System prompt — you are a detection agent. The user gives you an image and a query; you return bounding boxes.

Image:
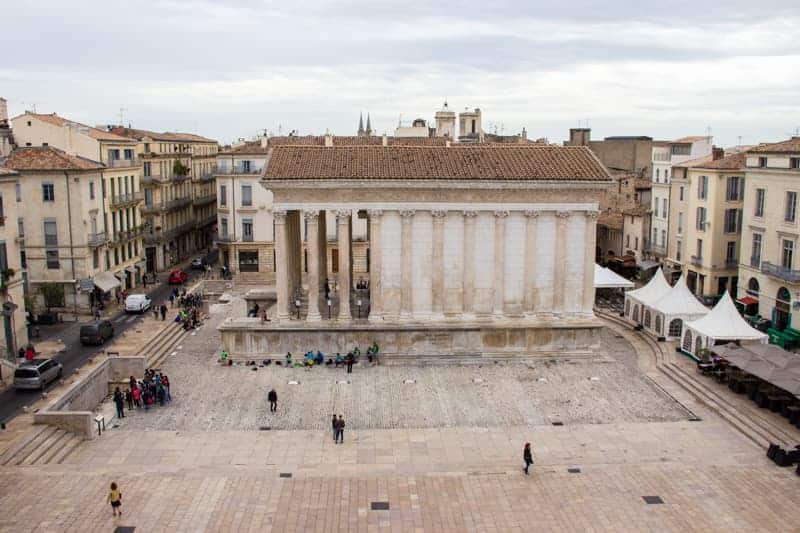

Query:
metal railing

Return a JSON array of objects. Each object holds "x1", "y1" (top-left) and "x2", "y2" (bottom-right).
[
  {"x1": 87, "y1": 232, "x2": 108, "y2": 247},
  {"x1": 109, "y1": 191, "x2": 144, "y2": 207},
  {"x1": 143, "y1": 220, "x2": 196, "y2": 244},
  {"x1": 44, "y1": 235, "x2": 58, "y2": 247},
  {"x1": 195, "y1": 214, "x2": 217, "y2": 228},
  {"x1": 761, "y1": 261, "x2": 800, "y2": 283},
  {"x1": 140, "y1": 196, "x2": 192, "y2": 214},
  {"x1": 242, "y1": 234, "x2": 254, "y2": 242},
  {"x1": 725, "y1": 259, "x2": 738, "y2": 269},
  {"x1": 195, "y1": 170, "x2": 217, "y2": 181},
  {"x1": 690, "y1": 255, "x2": 703, "y2": 267},
  {"x1": 192, "y1": 193, "x2": 216, "y2": 206},
  {"x1": 106, "y1": 157, "x2": 139, "y2": 168},
  {"x1": 215, "y1": 233, "x2": 234, "y2": 243}
]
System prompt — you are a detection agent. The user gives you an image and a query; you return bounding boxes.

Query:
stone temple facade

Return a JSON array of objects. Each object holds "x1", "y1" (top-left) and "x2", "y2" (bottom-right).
[{"x1": 219, "y1": 145, "x2": 612, "y2": 358}]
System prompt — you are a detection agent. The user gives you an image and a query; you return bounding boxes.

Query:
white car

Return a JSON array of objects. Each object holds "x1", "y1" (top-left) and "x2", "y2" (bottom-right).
[{"x1": 124, "y1": 294, "x2": 151, "y2": 313}]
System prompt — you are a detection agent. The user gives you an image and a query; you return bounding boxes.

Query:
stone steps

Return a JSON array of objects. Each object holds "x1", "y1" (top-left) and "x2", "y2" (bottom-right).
[{"x1": 0, "y1": 425, "x2": 84, "y2": 466}]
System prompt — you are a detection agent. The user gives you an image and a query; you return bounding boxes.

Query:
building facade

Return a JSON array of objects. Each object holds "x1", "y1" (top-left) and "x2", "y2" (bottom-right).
[
  {"x1": 0, "y1": 166, "x2": 29, "y2": 367},
  {"x1": 738, "y1": 138, "x2": 800, "y2": 330}
]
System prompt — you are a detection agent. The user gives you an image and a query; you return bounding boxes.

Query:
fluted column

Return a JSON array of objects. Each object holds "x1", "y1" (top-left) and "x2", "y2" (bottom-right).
[
  {"x1": 523, "y1": 210, "x2": 539, "y2": 315},
  {"x1": 367, "y1": 209, "x2": 383, "y2": 322},
  {"x1": 304, "y1": 210, "x2": 322, "y2": 321},
  {"x1": 462, "y1": 210, "x2": 477, "y2": 317},
  {"x1": 583, "y1": 210, "x2": 599, "y2": 316},
  {"x1": 493, "y1": 210, "x2": 509, "y2": 316},
  {"x1": 399, "y1": 209, "x2": 415, "y2": 320},
  {"x1": 335, "y1": 209, "x2": 351, "y2": 320},
  {"x1": 554, "y1": 210, "x2": 571, "y2": 315},
  {"x1": 431, "y1": 209, "x2": 446, "y2": 319},
  {"x1": 273, "y1": 210, "x2": 290, "y2": 321}
]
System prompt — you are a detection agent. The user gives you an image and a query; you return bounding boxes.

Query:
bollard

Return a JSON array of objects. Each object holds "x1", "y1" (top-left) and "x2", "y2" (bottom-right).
[{"x1": 94, "y1": 414, "x2": 105, "y2": 436}]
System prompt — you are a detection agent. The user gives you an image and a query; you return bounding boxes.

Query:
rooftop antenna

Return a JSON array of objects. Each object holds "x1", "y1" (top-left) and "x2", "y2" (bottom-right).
[
  {"x1": 117, "y1": 107, "x2": 128, "y2": 126},
  {"x1": 737, "y1": 135, "x2": 743, "y2": 147},
  {"x1": 786, "y1": 127, "x2": 800, "y2": 137},
  {"x1": 22, "y1": 101, "x2": 39, "y2": 113},
  {"x1": 277, "y1": 124, "x2": 283, "y2": 135}
]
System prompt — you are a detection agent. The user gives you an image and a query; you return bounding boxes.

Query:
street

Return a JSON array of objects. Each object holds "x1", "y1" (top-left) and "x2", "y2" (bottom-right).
[{"x1": 0, "y1": 261, "x2": 208, "y2": 425}]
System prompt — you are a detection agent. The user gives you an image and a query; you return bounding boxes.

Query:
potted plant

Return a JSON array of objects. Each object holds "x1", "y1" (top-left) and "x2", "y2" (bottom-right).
[{"x1": 37, "y1": 283, "x2": 64, "y2": 324}]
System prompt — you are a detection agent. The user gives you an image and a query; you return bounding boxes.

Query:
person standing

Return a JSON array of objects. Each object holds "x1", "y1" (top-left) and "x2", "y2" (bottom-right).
[
  {"x1": 346, "y1": 352, "x2": 354, "y2": 374},
  {"x1": 268, "y1": 389, "x2": 278, "y2": 412},
  {"x1": 125, "y1": 388, "x2": 133, "y2": 411},
  {"x1": 336, "y1": 415, "x2": 345, "y2": 444},
  {"x1": 331, "y1": 414, "x2": 338, "y2": 442},
  {"x1": 160, "y1": 304, "x2": 167, "y2": 321},
  {"x1": 107, "y1": 482, "x2": 122, "y2": 517},
  {"x1": 113, "y1": 387, "x2": 125, "y2": 419},
  {"x1": 523, "y1": 442, "x2": 534, "y2": 475}
]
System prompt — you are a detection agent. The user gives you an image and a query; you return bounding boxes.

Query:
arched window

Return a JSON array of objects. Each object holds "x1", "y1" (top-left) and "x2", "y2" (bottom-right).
[
  {"x1": 655, "y1": 315, "x2": 663, "y2": 334},
  {"x1": 695, "y1": 336, "x2": 703, "y2": 355},
  {"x1": 644, "y1": 310, "x2": 652, "y2": 328},
  {"x1": 683, "y1": 330, "x2": 693, "y2": 352},
  {"x1": 632, "y1": 305, "x2": 640, "y2": 323},
  {"x1": 669, "y1": 318, "x2": 683, "y2": 338},
  {"x1": 777, "y1": 287, "x2": 791, "y2": 305},
  {"x1": 747, "y1": 278, "x2": 759, "y2": 296}
]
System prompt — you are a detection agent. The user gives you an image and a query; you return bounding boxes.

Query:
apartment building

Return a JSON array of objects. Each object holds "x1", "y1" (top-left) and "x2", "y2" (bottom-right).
[
  {"x1": 0, "y1": 166, "x2": 29, "y2": 366},
  {"x1": 738, "y1": 138, "x2": 800, "y2": 330},
  {"x1": 667, "y1": 150, "x2": 745, "y2": 297},
  {"x1": 109, "y1": 127, "x2": 217, "y2": 271}
]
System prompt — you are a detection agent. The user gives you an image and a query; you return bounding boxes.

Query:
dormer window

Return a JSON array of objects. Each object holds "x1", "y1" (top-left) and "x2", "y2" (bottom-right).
[{"x1": 758, "y1": 156, "x2": 767, "y2": 168}]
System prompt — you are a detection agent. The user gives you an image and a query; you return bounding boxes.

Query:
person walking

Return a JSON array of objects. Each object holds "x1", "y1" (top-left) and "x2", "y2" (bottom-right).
[
  {"x1": 331, "y1": 414, "x2": 338, "y2": 442},
  {"x1": 268, "y1": 389, "x2": 278, "y2": 412},
  {"x1": 113, "y1": 387, "x2": 125, "y2": 419},
  {"x1": 336, "y1": 415, "x2": 345, "y2": 444},
  {"x1": 346, "y1": 352, "x2": 354, "y2": 374},
  {"x1": 152, "y1": 306, "x2": 159, "y2": 320},
  {"x1": 107, "y1": 482, "x2": 122, "y2": 516},
  {"x1": 125, "y1": 388, "x2": 133, "y2": 411},
  {"x1": 131, "y1": 385, "x2": 141, "y2": 408},
  {"x1": 160, "y1": 304, "x2": 167, "y2": 321},
  {"x1": 523, "y1": 442, "x2": 534, "y2": 475}
]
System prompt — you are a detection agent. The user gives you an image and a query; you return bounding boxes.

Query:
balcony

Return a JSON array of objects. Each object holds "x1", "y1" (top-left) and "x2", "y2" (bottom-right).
[
  {"x1": 690, "y1": 255, "x2": 703, "y2": 267},
  {"x1": 194, "y1": 171, "x2": 217, "y2": 182},
  {"x1": 140, "y1": 196, "x2": 192, "y2": 214},
  {"x1": 112, "y1": 226, "x2": 145, "y2": 243},
  {"x1": 215, "y1": 233, "x2": 234, "y2": 243},
  {"x1": 242, "y1": 234, "x2": 254, "y2": 242},
  {"x1": 725, "y1": 259, "x2": 738, "y2": 269},
  {"x1": 192, "y1": 193, "x2": 216, "y2": 206},
  {"x1": 645, "y1": 243, "x2": 667, "y2": 255},
  {"x1": 109, "y1": 191, "x2": 144, "y2": 208},
  {"x1": 87, "y1": 231, "x2": 108, "y2": 247},
  {"x1": 143, "y1": 220, "x2": 196, "y2": 244},
  {"x1": 195, "y1": 213, "x2": 217, "y2": 228},
  {"x1": 216, "y1": 166, "x2": 262, "y2": 176},
  {"x1": 106, "y1": 157, "x2": 139, "y2": 169},
  {"x1": 44, "y1": 235, "x2": 58, "y2": 247},
  {"x1": 761, "y1": 261, "x2": 800, "y2": 283}
]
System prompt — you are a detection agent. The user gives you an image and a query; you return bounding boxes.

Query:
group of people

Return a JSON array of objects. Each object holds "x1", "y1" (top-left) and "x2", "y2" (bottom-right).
[
  {"x1": 282, "y1": 342, "x2": 380, "y2": 374},
  {"x1": 112, "y1": 369, "x2": 173, "y2": 419},
  {"x1": 247, "y1": 303, "x2": 269, "y2": 321},
  {"x1": 152, "y1": 304, "x2": 169, "y2": 321}
]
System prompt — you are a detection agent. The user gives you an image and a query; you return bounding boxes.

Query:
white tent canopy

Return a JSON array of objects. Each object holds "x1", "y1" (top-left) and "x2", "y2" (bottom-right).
[
  {"x1": 594, "y1": 264, "x2": 635, "y2": 289},
  {"x1": 624, "y1": 268, "x2": 671, "y2": 324},
  {"x1": 681, "y1": 292, "x2": 768, "y2": 357},
  {"x1": 643, "y1": 275, "x2": 709, "y2": 339}
]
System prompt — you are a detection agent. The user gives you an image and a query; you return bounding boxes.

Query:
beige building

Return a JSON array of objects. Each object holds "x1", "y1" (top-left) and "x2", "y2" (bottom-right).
[
  {"x1": 0, "y1": 98, "x2": 13, "y2": 158},
  {"x1": 667, "y1": 150, "x2": 745, "y2": 297},
  {"x1": 11, "y1": 112, "x2": 147, "y2": 288},
  {"x1": 738, "y1": 138, "x2": 800, "y2": 330},
  {"x1": 0, "y1": 166, "x2": 29, "y2": 367},
  {"x1": 109, "y1": 127, "x2": 218, "y2": 271}
]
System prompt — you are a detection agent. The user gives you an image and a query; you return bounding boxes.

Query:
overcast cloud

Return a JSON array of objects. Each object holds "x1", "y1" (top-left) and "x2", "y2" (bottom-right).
[{"x1": 2, "y1": 0, "x2": 799, "y2": 146}]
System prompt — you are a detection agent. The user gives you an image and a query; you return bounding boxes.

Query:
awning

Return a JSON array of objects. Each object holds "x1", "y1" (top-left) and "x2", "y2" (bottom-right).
[
  {"x1": 93, "y1": 271, "x2": 121, "y2": 292},
  {"x1": 737, "y1": 296, "x2": 758, "y2": 306},
  {"x1": 638, "y1": 259, "x2": 659, "y2": 271}
]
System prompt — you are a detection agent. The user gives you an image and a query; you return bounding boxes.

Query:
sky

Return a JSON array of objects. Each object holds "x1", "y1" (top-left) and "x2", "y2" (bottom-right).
[{"x1": 2, "y1": 0, "x2": 799, "y2": 147}]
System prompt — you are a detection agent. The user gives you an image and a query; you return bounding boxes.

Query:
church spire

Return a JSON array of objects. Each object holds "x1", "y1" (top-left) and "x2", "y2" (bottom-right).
[
  {"x1": 358, "y1": 112, "x2": 364, "y2": 136},
  {"x1": 366, "y1": 113, "x2": 372, "y2": 136}
]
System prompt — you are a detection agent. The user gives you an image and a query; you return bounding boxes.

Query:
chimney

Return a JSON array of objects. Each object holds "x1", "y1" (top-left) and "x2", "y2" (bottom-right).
[
  {"x1": 0, "y1": 97, "x2": 7, "y2": 127},
  {"x1": 446, "y1": 140, "x2": 451, "y2": 148},
  {"x1": 712, "y1": 146, "x2": 724, "y2": 160},
  {"x1": 260, "y1": 135, "x2": 268, "y2": 148},
  {"x1": 382, "y1": 134, "x2": 388, "y2": 147},
  {"x1": 324, "y1": 133, "x2": 334, "y2": 147},
  {"x1": 569, "y1": 128, "x2": 590, "y2": 146}
]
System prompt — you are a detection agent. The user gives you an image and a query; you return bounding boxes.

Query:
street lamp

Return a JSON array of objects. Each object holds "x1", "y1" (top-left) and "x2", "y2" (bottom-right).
[
  {"x1": 295, "y1": 299, "x2": 301, "y2": 320},
  {"x1": 327, "y1": 299, "x2": 332, "y2": 319},
  {"x1": 356, "y1": 299, "x2": 362, "y2": 319}
]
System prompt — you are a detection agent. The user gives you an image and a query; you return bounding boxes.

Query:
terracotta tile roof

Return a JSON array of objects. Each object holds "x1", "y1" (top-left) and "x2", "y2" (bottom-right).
[
  {"x1": 598, "y1": 211, "x2": 623, "y2": 230},
  {"x1": 692, "y1": 152, "x2": 746, "y2": 171},
  {"x1": 264, "y1": 146, "x2": 612, "y2": 181},
  {"x1": 0, "y1": 166, "x2": 19, "y2": 177},
  {"x1": 109, "y1": 126, "x2": 216, "y2": 144},
  {"x1": 22, "y1": 113, "x2": 136, "y2": 142},
  {"x1": 748, "y1": 138, "x2": 800, "y2": 154},
  {"x1": 673, "y1": 135, "x2": 710, "y2": 143},
  {"x1": 221, "y1": 142, "x2": 269, "y2": 155},
  {"x1": 263, "y1": 136, "x2": 448, "y2": 147},
  {"x1": 672, "y1": 155, "x2": 714, "y2": 169},
  {"x1": 388, "y1": 137, "x2": 447, "y2": 146},
  {"x1": 2, "y1": 147, "x2": 104, "y2": 171},
  {"x1": 265, "y1": 136, "x2": 325, "y2": 146}
]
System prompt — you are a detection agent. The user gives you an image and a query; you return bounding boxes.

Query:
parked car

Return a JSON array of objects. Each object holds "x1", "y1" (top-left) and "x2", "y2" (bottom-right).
[
  {"x1": 125, "y1": 294, "x2": 152, "y2": 313},
  {"x1": 168, "y1": 269, "x2": 188, "y2": 284},
  {"x1": 13, "y1": 358, "x2": 63, "y2": 390},
  {"x1": 190, "y1": 257, "x2": 206, "y2": 270},
  {"x1": 79, "y1": 320, "x2": 114, "y2": 345}
]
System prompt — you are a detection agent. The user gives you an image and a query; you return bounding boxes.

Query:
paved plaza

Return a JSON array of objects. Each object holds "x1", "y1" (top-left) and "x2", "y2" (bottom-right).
[{"x1": 0, "y1": 298, "x2": 799, "y2": 531}]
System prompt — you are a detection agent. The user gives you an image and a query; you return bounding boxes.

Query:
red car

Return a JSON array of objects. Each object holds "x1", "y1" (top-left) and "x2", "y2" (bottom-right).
[{"x1": 168, "y1": 269, "x2": 188, "y2": 285}]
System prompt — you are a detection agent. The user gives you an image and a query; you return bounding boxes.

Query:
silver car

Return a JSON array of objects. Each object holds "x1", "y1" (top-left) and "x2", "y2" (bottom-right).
[{"x1": 13, "y1": 358, "x2": 63, "y2": 390}]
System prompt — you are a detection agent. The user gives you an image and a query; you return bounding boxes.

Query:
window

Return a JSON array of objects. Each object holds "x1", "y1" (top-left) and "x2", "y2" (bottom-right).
[
  {"x1": 143, "y1": 162, "x2": 151, "y2": 177},
  {"x1": 241, "y1": 160, "x2": 252, "y2": 173},
  {"x1": 679, "y1": 186, "x2": 684, "y2": 201},
  {"x1": 696, "y1": 239, "x2": 703, "y2": 258},
  {"x1": 652, "y1": 228, "x2": 658, "y2": 245},
  {"x1": 755, "y1": 188, "x2": 765, "y2": 217},
  {"x1": 677, "y1": 212, "x2": 683, "y2": 234},
  {"x1": 42, "y1": 183, "x2": 55, "y2": 202},
  {"x1": 655, "y1": 168, "x2": 660, "y2": 180},
  {"x1": 751, "y1": 233, "x2": 762, "y2": 267},
  {"x1": 726, "y1": 241, "x2": 736, "y2": 264},
  {"x1": 626, "y1": 235, "x2": 630, "y2": 248},
  {"x1": 144, "y1": 143, "x2": 150, "y2": 153},
  {"x1": 220, "y1": 217, "x2": 228, "y2": 237},
  {"x1": 698, "y1": 176, "x2": 708, "y2": 200},
  {"x1": 676, "y1": 240, "x2": 682, "y2": 262},
  {"x1": 782, "y1": 240, "x2": 794, "y2": 270},
  {"x1": 662, "y1": 198, "x2": 667, "y2": 218},
  {"x1": 654, "y1": 202, "x2": 659, "y2": 218},
  {"x1": 791, "y1": 157, "x2": 800, "y2": 169},
  {"x1": 241, "y1": 185, "x2": 252, "y2": 206},
  {"x1": 144, "y1": 189, "x2": 153, "y2": 206},
  {"x1": 726, "y1": 176, "x2": 742, "y2": 201},
  {"x1": 242, "y1": 218, "x2": 253, "y2": 241},
  {"x1": 239, "y1": 251, "x2": 259, "y2": 272},
  {"x1": 219, "y1": 185, "x2": 227, "y2": 207},
  {"x1": 661, "y1": 230, "x2": 666, "y2": 246},
  {"x1": 46, "y1": 250, "x2": 59, "y2": 269},
  {"x1": 44, "y1": 219, "x2": 58, "y2": 246},
  {"x1": 634, "y1": 236, "x2": 639, "y2": 250},
  {"x1": 665, "y1": 169, "x2": 669, "y2": 180},
  {"x1": 20, "y1": 250, "x2": 26, "y2": 269},
  {"x1": 93, "y1": 249, "x2": 99, "y2": 269},
  {"x1": 114, "y1": 248, "x2": 119, "y2": 265},
  {"x1": 724, "y1": 208, "x2": 739, "y2": 233},
  {"x1": 758, "y1": 157, "x2": 767, "y2": 168},
  {"x1": 786, "y1": 191, "x2": 797, "y2": 222},
  {"x1": 14, "y1": 183, "x2": 20, "y2": 202},
  {"x1": 696, "y1": 207, "x2": 707, "y2": 230},
  {"x1": 124, "y1": 149, "x2": 134, "y2": 160},
  {"x1": 89, "y1": 181, "x2": 95, "y2": 200},
  {"x1": 107, "y1": 149, "x2": 120, "y2": 162}
]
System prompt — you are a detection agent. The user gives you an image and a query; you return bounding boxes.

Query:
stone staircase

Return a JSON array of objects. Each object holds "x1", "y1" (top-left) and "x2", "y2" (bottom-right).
[
  {"x1": 0, "y1": 425, "x2": 83, "y2": 466},
  {"x1": 141, "y1": 321, "x2": 188, "y2": 369}
]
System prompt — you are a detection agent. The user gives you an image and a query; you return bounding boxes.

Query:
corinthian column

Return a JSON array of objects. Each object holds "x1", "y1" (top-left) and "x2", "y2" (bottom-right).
[
  {"x1": 523, "y1": 210, "x2": 539, "y2": 315},
  {"x1": 493, "y1": 210, "x2": 509, "y2": 316},
  {"x1": 462, "y1": 210, "x2": 477, "y2": 317},
  {"x1": 367, "y1": 209, "x2": 383, "y2": 322},
  {"x1": 553, "y1": 210, "x2": 571, "y2": 315},
  {"x1": 399, "y1": 209, "x2": 415, "y2": 320},
  {"x1": 335, "y1": 209, "x2": 352, "y2": 321},
  {"x1": 583, "y1": 210, "x2": 599, "y2": 316},
  {"x1": 273, "y1": 210, "x2": 290, "y2": 321},
  {"x1": 431, "y1": 209, "x2": 446, "y2": 319},
  {"x1": 304, "y1": 210, "x2": 321, "y2": 321}
]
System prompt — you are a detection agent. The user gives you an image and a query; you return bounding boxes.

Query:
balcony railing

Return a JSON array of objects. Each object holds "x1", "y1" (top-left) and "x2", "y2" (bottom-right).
[
  {"x1": 44, "y1": 235, "x2": 58, "y2": 247},
  {"x1": 112, "y1": 226, "x2": 145, "y2": 243},
  {"x1": 761, "y1": 261, "x2": 800, "y2": 283},
  {"x1": 215, "y1": 233, "x2": 234, "y2": 243},
  {"x1": 87, "y1": 231, "x2": 108, "y2": 247},
  {"x1": 195, "y1": 171, "x2": 217, "y2": 182},
  {"x1": 242, "y1": 234, "x2": 254, "y2": 242},
  {"x1": 217, "y1": 166, "x2": 262, "y2": 175},
  {"x1": 143, "y1": 220, "x2": 196, "y2": 244},
  {"x1": 725, "y1": 259, "x2": 738, "y2": 269},
  {"x1": 690, "y1": 255, "x2": 703, "y2": 267},
  {"x1": 140, "y1": 196, "x2": 192, "y2": 214},
  {"x1": 109, "y1": 191, "x2": 144, "y2": 208},
  {"x1": 107, "y1": 157, "x2": 139, "y2": 168},
  {"x1": 192, "y1": 193, "x2": 216, "y2": 206},
  {"x1": 195, "y1": 213, "x2": 217, "y2": 228}
]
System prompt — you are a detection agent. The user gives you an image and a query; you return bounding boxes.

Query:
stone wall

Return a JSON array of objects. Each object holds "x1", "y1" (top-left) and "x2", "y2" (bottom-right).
[{"x1": 32, "y1": 411, "x2": 94, "y2": 439}]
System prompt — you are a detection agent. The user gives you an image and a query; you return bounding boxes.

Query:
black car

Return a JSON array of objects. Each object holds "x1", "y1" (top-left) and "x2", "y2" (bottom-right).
[{"x1": 79, "y1": 320, "x2": 114, "y2": 345}]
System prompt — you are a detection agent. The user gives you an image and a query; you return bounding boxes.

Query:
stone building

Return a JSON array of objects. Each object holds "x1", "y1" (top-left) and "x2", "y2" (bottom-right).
[
  {"x1": 0, "y1": 165, "x2": 28, "y2": 367},
  {"x1": 219, "y1": 144, "x2": 611, "y2": 358},
  {"x1": 738, "y1": 138, "x2": 800, "y2": 330},
  {"x1": 0, "y1": 98, "x2": 14, "y2": 158}
]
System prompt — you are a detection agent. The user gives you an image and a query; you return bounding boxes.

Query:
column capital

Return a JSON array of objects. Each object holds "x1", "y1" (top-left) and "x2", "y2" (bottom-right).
[
  {"x1": 585, "y1": 210, "x2": 600, "y2": 219},
  {"x1": 273, "y1": 209, "x2": 288, "y2": 223},
  {"x1": 524, "y1": 209, "x2": 540, "y2": 219},
  {"x1": 334, "y1": 209, "x2": 351, "y2": 221},
  {"x1": 399, "y1": 209, "x2": 416, "y2": 218},
  {"x1": 366, "y1": 209, "x2": 384, "y2": 218},
  {"x1": 303, "y1": 210, "x2": 319, "y2": 221},
  {"x1": 431, "y1": 209, "x2": 447, "y2": 220},
  {"x1": 555, "y1": 210, "x2": 571, "y2": 220},
  {"x1": 493, "y1": 210, "x2": 510, "y2": 218},
  {"x1": 462, "y1": 209, "x2": 478, "y2": 218}
]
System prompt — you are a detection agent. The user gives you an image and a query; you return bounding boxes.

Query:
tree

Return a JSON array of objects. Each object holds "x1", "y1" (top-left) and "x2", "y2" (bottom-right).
[
  {"x1": 39, "y1": 283, "x2": 65, "y2": 310},
  {"x1": 173, "y1": 160, "x2": 190, "y2": 177}
]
